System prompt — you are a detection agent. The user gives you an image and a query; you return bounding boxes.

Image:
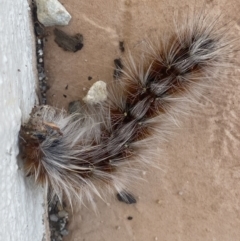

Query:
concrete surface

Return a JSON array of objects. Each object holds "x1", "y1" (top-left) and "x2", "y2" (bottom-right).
[
  {"x1": 41, "y1": 0, "x2": 240, "y2": 240},
  {"x1": 0, "y1": 0, "x2": 46, "y2": 240}
]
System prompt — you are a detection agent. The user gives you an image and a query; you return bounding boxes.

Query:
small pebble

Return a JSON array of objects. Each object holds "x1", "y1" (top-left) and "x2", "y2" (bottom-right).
[
  {"x1": 60, "y1": 229, "x2": 69, "y2": 236},
  {"x1": 127, "y1": 216, "x2": 133, "y2": 220},
  {"x1": 50, "y1": 214, "x2": 59, "y2": 222},
  {"x1": 36, "y1": 0, "x2": 71, "y2": 27},
  {"x1": 60, "y1": 222, "x2": 66, "y2": 231},
  {"x1": 38, "y1": 49, "x2": 43, "y2": 56},
  {"x1": 83, "y1": 80, "x2": 107, "y2": 104},
  {"x1": 178, "y1": 191, "x2": 183, "y2": 196},
  {"x1": 117, "y1": 191, "x2": 137, "y2": 204},
  {"x1": 58, "y1": 210, "x2": 68, "y2": 218}
]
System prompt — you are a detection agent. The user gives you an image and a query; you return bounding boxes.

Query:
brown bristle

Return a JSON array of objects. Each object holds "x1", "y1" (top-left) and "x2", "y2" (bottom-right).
[{"x1": 19, "y1": 10, "x2": 237, "y2": 208}]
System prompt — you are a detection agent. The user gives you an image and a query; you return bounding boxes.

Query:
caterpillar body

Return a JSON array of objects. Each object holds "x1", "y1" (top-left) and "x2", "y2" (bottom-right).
[{"x1": 20, "y1": 10, "x2": 237, "y2": 208}]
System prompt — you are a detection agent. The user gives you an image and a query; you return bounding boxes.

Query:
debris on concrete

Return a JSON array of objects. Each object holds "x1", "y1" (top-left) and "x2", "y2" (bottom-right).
[
  {"x1": 117, "y1": 191, "x2": 137, "y2": 204},
  {"x1": 48, "y1": 195, "x2": 69, "y2": 241},
  {"x1": 83, "y1": 80, "x2": 107, "y2": 104},
  {"x1": 54, "y1": 28, "x2": 84, "y2": 52},
  {"x1": 35, "y1": 0, "x2": 71, "y2": 27},
  {"x1": 32, "y1": 0, "x2": 48, "y2": 104}
]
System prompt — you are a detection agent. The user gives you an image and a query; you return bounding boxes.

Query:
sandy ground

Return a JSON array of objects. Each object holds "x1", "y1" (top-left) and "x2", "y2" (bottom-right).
[{"x1": 43, "y1": 0, "x2": 240, "y2": 240}]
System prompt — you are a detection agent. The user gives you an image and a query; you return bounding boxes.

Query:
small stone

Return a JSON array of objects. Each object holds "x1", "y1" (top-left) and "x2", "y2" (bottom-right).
[
  {"x1": 178, "y1": 191, "x2": 183, "y2": 196},
  {"x1": 117, "y1": 191, "x2": 137, "y2": 204},
  {"x1": 58, "y1": 210, "x2": 68, "y2": 218},
  {"x1": 59, "y1": 222, "x2": 66, "y2": 231},
  {"x1": 50, "y1": 214, "x2": 59, "y2": 222},
  {"x1": 34, "y1": 22, "x2": 45, "y2": 37},
  {"x1": 127, "y1": 216, "x2": 133, "y2": 220},
  {"x1": 60, "y1": 229, "x2": 69, "y2": 236},
  {"x1": 83, "y1": 80, "x2": 107, "y2": 104},
  {"x1": 38, "y1": 49, "x2": 43, "y2": 56},
  {"x1": 35, "y1": 0, "x2": 71, "y2": 27}
]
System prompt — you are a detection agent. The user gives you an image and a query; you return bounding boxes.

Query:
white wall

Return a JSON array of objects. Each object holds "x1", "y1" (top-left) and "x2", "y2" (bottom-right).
[{"x1": 0, "y1": 0, "x2": 45, "y2": 240}]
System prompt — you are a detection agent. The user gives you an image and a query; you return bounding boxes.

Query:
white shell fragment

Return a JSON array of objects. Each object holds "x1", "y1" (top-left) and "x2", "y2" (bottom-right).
[
  {"x1": 83, "y1": 80, "x2": 107, "y2": 104},
  {"x1": 35, "y1": 0, "x2": 71, "y2": 27}
]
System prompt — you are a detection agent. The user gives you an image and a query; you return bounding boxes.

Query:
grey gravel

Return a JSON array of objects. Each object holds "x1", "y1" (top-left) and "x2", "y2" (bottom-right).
[
  {"x1": 32, "y1": 0, "x2": 48, "y2": 104},
  {"x1": 50, "y1": 214, "x2": 59, "y2": 222},
  {"x1": 58, "y1": 210, "x2": 68, "y2": 218},
  {"x1": 60, "y1": 229, "x2": 69, "y2": 236},
  {"x1": 48, "y1": 195, "x2": 69, "y2": 241}
]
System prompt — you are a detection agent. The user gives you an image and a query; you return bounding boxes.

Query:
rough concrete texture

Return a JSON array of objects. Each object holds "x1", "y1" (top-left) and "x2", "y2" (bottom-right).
[{"x1": 0, "y1": 0, "x2": 46, "y2": 241}]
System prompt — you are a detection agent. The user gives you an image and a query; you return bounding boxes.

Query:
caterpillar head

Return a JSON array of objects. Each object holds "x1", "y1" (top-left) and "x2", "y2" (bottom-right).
[{"x1": 20, "y1": 106, "x2": 63, "y2": 184}]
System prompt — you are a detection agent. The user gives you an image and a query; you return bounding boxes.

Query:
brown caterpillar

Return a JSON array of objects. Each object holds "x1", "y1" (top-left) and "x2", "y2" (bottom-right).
[{"x1": 20, "y1": 9, "x2": 237, "y2": 209}]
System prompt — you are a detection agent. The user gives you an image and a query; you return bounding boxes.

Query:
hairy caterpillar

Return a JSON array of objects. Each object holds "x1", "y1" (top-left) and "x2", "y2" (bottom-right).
[{"x1": 20, "y1": 9, "x2": 237, "y2": 209}]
